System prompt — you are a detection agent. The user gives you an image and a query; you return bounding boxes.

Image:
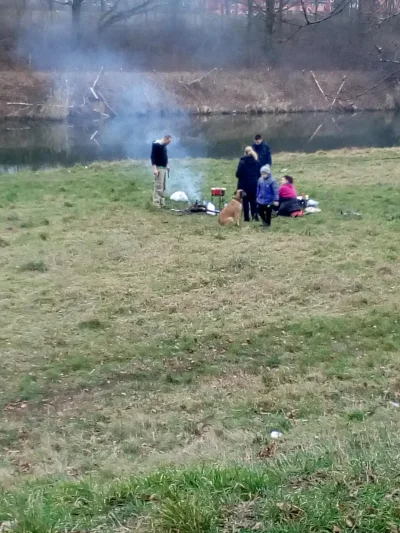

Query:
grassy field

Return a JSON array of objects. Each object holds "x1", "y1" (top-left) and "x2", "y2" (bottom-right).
[{"x1": 0, "y1": 149, "x2": 400, "y2": 532}]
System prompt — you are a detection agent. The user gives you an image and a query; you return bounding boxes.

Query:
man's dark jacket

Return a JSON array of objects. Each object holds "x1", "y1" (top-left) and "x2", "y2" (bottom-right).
[
  {"x1": 151, "y1": 141, "x2": 168, "y2": 167},
  {"x1": 252, "y1": 141, "x2": 272, "y2": 167}
]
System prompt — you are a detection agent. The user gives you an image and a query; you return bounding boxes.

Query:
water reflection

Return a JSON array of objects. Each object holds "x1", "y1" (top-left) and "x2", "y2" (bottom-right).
[{"x1": 1, "y1": 111, "x2": 400, "y2": 173}]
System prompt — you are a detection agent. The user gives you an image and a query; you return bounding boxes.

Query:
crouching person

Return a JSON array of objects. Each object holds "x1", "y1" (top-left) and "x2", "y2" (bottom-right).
[
  {"x1": 256, "y1": 165, "x2": 279, "y2": 229},
  {"x1": 278, "y1": 175, "x2": 302, "y2": 217}
]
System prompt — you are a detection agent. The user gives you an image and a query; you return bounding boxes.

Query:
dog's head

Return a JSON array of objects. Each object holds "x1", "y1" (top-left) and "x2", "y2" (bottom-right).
[{"x1": 234, "y1": 189, "x2": 246, "y2": 202}]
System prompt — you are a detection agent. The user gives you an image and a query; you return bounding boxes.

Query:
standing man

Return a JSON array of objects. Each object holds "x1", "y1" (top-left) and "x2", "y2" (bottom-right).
[
  {"x1": 151, "y1": 135, "x2": 172, "y2": 208},
  {"x1": 252, "y1": 134, "x2": 272, "y2": 168}
]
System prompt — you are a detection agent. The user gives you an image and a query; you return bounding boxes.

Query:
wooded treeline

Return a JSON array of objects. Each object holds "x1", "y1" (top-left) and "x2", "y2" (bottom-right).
[{"x1": 1, "y1": 0, "x2": 400, "y2": 70}]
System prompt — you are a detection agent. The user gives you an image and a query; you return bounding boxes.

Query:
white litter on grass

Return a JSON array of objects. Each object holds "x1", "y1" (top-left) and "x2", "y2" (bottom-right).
[
  {"x1": 170, "y1": 191, "x2": 189, "y2": 202},
  {"x1": 305, "y1": 207, "x2": 321, "y2": 214},
  {"x1": 270, "y1": 431, "x2": 283, "y2": 439},
  {"x1": 389, "y1": 401, "x2": 400, "y2": 408},
  {"x1": 307, "y1": 199, "x2": 319, "y2": 207},
  {"x1": 206, "y1": 201, "x2": 217, "y2": 215}
]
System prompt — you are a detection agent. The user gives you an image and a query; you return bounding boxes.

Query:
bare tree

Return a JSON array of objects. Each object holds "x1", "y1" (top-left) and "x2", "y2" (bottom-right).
[
  {"x1": 54, "y1": 0, "x2": 85, "y2": 30},
  {"x1": 98, "y1": 0, "x2": 162, "y2": 30}
]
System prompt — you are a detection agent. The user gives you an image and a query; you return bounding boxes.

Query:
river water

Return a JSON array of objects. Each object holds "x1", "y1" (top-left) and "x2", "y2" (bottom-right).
[{"x1": 1, "y1": 111, "x2": 400, "y2": 173}]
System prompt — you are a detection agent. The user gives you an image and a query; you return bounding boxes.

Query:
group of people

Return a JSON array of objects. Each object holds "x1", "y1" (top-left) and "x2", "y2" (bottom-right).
[
  {"x1": 150, "y1": 133, "x2": 302, "y2": 227},
  {"x1": 236, "y1": 134, "x2": 302, "y2": 228}
]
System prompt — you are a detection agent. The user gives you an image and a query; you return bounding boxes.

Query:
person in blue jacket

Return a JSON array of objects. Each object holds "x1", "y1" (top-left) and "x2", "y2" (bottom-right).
[
  {"x1": 235, "y1": 146, "x2": 260, "y2": 222},
  {"x1": 256, "y1": 164, "x2": 279, "y2": 228},
  {"x1": 252, "y1": 134, "x2": 272, "y2": 168}
]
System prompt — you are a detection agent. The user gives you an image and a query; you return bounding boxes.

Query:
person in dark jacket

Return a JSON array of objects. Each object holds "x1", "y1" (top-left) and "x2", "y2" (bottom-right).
[
  {"x1": 278, "y1": 175, "x2": 302, "y2": 217},
  {"x1": 256, "y1": 165, "x2": 279, "y2": 228},
  {"x1": 151, "y1": 135, "x2": 172, "y2": 208},
  {"x1": 235, "y1": 146, "x2": 260, "y2": 222},
  {"x1": 252, "y1": 134, "x2": 272, "y2": 168}
]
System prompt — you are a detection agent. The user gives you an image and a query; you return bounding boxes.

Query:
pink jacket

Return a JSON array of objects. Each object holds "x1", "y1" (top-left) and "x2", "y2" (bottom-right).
[{"x1": 279, "y1": 183, "x2": 297, "y2": 200}]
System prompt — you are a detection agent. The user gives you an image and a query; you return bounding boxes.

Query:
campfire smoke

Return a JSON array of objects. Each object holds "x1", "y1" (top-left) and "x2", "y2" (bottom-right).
[{"x1": 167, "y1": 166, "x2": 205, "y2": 202}]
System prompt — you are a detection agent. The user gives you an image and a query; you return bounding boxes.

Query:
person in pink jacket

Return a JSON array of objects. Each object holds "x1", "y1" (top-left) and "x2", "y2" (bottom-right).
[{"x1": 278, "y1": 175, "x2": 302, "y2": 217}]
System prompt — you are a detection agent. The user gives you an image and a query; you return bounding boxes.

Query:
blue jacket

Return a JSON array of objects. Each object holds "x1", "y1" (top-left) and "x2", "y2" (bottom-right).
[
  {"x1": 236, "y1": 155, "x2": 260, "y2": 195},
  {"x1": 252, "y1": 141, "x2": 272, "y2": 167},
  {"x1": 257, "y1": 175, "x2": 279, "y2": 205}
]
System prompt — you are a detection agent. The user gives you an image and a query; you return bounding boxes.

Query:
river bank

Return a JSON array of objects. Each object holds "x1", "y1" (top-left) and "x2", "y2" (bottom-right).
[
  {"x1": 0, "y1": 149, "x2": 400, "y2": 531},
  {"x1": 1, "y1": 68, "x2": 400, "y2": 119}
]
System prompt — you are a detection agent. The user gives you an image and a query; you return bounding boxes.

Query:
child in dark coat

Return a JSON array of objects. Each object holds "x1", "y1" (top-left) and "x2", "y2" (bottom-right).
[{"x1": 256, "y1": 165, "x2": 279, "y2": 228}]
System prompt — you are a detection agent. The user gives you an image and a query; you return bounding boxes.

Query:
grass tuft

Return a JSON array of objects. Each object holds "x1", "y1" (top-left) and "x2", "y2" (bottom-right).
[{"x1": 19, "y1": 260, "x2": 47, "y2": 273}]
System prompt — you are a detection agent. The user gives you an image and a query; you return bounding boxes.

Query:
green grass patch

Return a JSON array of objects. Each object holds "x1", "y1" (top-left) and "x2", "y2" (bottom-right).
[{"x1": 0, "y1": 149, "x2": 400, "y2": 531}]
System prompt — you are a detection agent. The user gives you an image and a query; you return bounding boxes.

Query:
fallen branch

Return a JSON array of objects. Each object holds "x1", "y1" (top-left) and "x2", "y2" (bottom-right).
[
  {"x1": 330, "y1": 116, "x2": 342, "y2": 132},
  {"x1": 188, "y1": 68, "x2": 218, "y2": 87},
  {"x1": 7, "y1": 102, "x2": 35, "y2": 106},
  {"x1": 92, "y1": 67, "x2": 104, "y2": 91},
  {"x1": 329, "y1": 76, "x2": 347, "y2": 109},
  {"x1": 310, "y1": 71, "x2": 328, "y2": 102},
  {"x1": 90, "y1": 87, "x2": 99, "y2": 100},
  {"x1": 93, "y1": 137, "x2": 102, "y2": 149},
  {"x1": 97, "y1": 89, "x2": 118, "y2": 117},
  {"x1": 178, "y1": 81, "x2": 204, "y2": 103},
  {"x1": 308, "y1": 123, "x2": 323, "y2": 142},
  {"x1": 90, "y1": 130, "x2": 99, "y2": 141},
  {"x1": 90, "y1": 67, "x2": 104, "y2": 100}
]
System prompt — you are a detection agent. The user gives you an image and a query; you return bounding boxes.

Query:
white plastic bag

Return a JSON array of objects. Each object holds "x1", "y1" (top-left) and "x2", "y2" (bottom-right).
[
  {"x1": 206, "y1": 202, "x2": 217, "y2": 215},
  {"x1": 170, "y1": 191, "x2": 189, "y2": 202},
  {"x1": 307, "y1": 199, "x2": 319, "y2": 207}
]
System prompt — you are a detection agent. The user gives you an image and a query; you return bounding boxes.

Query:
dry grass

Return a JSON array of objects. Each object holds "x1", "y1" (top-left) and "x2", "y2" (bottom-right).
[{"x1": 0, "y1": 149, "x2": 400, "y2": 531}]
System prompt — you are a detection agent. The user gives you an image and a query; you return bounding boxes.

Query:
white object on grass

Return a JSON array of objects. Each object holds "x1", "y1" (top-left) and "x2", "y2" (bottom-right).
[
  {"x1": 304, "y1": 207, "x2": 321, "y2": 214},
  {"x1": 206, "y1": 202, "x2": 217, "y2": 215},
  {"x1": 170, "y1": 191, "x2": 189, "y2": 202},
  {"x1": 307, "y1": 199, "x2": 319, "y2": 207},
  {"x1": 270, "y1": 431, "x2": 283, "y2": 439}
]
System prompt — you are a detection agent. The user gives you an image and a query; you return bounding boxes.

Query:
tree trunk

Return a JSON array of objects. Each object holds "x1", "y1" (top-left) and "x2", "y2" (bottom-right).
[
  {"x1": 247, "y1": 0, "x2": 253, "y2": 32},
  {"x1": 246, "y1": 0, "x2": 254, "y2": 66},
  {"x1": 265, "y1": 0, "x2": 275, "y2": 40},
  {"x1": 72, "y1": 0, "x2": 83, "y2": 34},
  {"x1": 277, "y1": 0, "x2": 284, "y2": 35}
]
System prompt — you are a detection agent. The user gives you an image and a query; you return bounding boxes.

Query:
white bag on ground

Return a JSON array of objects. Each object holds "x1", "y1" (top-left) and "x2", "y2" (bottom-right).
[
  {"x1": 206, "y1": 202, "x2": 217, "y2": 215},
  {"x1": 307, "y1": 199, "x2": 319, "y2": 207},
  {"x1": 170, "y1": 191, "x2": 189, "y2": 202},
  {"x1": 304, "y1": 207, "x2": 321, "y2": 214}
]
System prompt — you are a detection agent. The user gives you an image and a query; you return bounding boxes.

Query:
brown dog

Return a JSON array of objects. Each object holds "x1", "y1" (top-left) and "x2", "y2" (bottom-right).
[{"x1": 218, "y1": 189, "x2": 246, "y2": 226}]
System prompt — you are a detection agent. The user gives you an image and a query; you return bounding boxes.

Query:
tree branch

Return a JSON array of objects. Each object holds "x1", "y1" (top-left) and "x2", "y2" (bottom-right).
[
  {"x1": 349, "y1": 67, "x2": 400, "y2": 102},
  {"x1": 98, "y1": 0, "x2": 161, "y2": 30}
]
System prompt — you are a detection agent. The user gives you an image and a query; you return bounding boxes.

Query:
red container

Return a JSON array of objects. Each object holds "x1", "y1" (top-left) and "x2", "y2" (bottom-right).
[{"x1": 211, "y1": 187, "x2": 226, "y2": 197}]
